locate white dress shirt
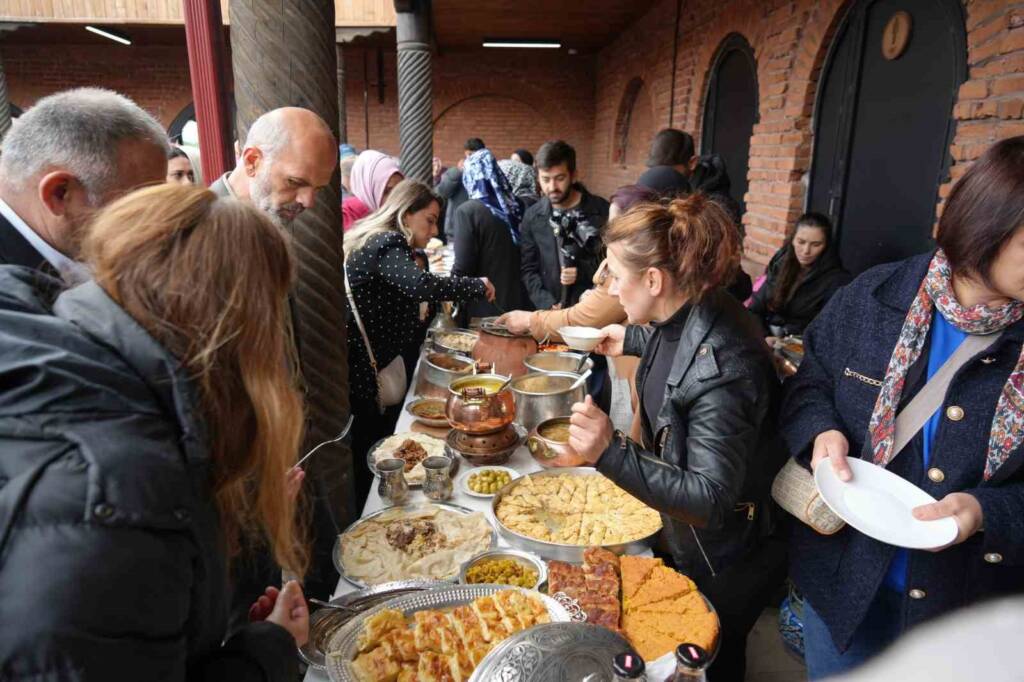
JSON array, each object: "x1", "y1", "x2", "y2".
[{"x1": 0, "y1": 197, "x2": 91, "y2": 286}]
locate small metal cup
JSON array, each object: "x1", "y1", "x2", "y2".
[
  {"x1": 421, "y1": 456, "x2": 453, "y2": 501},
  {"x1": 377, "y1": 458, "x2": 409, "y2": 506}
]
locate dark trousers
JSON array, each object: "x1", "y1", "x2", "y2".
[
  {"x1": 351, "y1": 396, "x2": 402, "y2": 511},
  {"x1": 695, "y1": 537, "x2": 789, "y2": 682}
]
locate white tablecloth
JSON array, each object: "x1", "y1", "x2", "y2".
[{"x1": 302, "y1": 359, "x2": 546, "y2": 681}]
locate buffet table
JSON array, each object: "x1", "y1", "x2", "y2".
[{"x1": 301, "y1": 360, "x2": 549, "y2": 682}]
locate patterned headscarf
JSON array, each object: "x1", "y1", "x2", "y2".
[
  {"x1": 498, "y1": 159, "x2": 538, "y2": 199},
  {"x1": 462, "y1": 149, "x2": 522, "y2": 243},
  {"x1": 869, "y1": 249, "x2": 1024, "y2": 480}
]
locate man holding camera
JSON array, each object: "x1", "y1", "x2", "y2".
[{"x1": 519, "y1": 140, "x2": 609, "y2": 310}]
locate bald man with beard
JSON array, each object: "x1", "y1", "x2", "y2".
[
  {"x1": 212, "y1": 107, "x2": 343, "y2": 634},
  {"x1": 211, "y1": 107, "x2": 338, "y2": 227}
]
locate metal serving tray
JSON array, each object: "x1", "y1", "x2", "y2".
[
  {"x1": 490, "y1": 467, "x2": 662, "y2": 562},
  {"x1": 468, "y1": 622, "x2": 635, "y2": 682},
  {"x1": 298, "y1": 580, "x2": 448, "y2": 670},
  {"x1": 332, "y1": 502, "x2": 497, "y2": 588},
  {"x1": 324, "y1": 584, "x2": 572, "y2": 682}
]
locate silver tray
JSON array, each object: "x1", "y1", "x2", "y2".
[
  {"x1": 469, "y1": 622, "x2": 635, "y2": 682},
  {"x1": 324, "y1": 584, "x2": 572, "y2": 682},
  {"x1": 491, "y1": 467, "x2": 662, "y2": 562},
  {"x1": 429, "y1": 328, "x2": 479, "y2": 355},
  {"x1": 332, "y1": 502, "x2": 497, "y2": 588},
  {"x1": 299, "y1": 580, "x2": 448, "y2": 670},
  {"x1": 365, "y1": 434, "x2": 459, "y2": 487}
]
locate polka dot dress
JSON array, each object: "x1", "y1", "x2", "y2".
[{"x1": 346, "y1": 231, "x2": 486, "y2": 401}]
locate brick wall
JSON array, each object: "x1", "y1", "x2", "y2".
[
  {"x1": 2, "y1": 44, "x2": 195, "y2": 128},
  {"x1": 6, "y1": 0, "x2": 1024, "y2": 273},
  {"x1": 342, "y1": 46, "x2": 595, "y2": 179},
  {"x1": 590, "y1": 0, "x2": 1024, "y2": 272}
]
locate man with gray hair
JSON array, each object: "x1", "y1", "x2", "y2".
[
  {"x1": 210, "y1": 107, "x2": 337, "y2": 228},
  {"x1": 0, "y1": 87, "x2": 169, "y2": 284}
]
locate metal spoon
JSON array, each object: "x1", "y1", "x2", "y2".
[
  {"x1": 574, "y1": 351, "x2": 591, "y2": 373},
  {"x1": 570, "y1": 369, "x2": 593, "y2": 390}
]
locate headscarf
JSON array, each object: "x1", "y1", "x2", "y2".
[
  {"x1": 351, "y1": 150, "x2": 403, "y2": 212},
  {"x1": 869, "y1": 249, "x2": 1024, "y2": 480},
  {"x1": 462, "y1": 149, "x2": 522, "y2": 243},
  {"x1": 498, "y1": 159, "x2": 538, "y2": 199}
]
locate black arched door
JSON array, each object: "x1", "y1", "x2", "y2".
[
  {"x1": 701, "y1": 34, "x2": 758, "y2": 216},
  {"x1": 808, "y1": 0, "x2": 966, "y2": 274}
]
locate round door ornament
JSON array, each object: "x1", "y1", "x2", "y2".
[{"x1": 882, "y1": 10, "x2": 913, "y2": 61}]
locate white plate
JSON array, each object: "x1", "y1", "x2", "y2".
[
  {"x1": 457, "y1": 466, "x2": 519, "y2": 498},
  {"x1": 558, "y1": 326, "x2": 604, "y2": 352},
  {"x1": 814, "y1": 458, "x2": 958, "y2": 549}
]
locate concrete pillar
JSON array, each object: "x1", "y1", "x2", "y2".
[{"x1": 395, "y1": 0, "x2": 433, "y2": 182}]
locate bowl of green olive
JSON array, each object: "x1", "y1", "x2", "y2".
[
  {"x1": 457, "y1": 466, "x2": 517, "y2": 498},
  {"x1": 458, "y1": 549, "x2": 547, "y2": 590}
]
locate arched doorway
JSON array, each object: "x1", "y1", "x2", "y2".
[
  {"x1": 701, "y1": 34, "x2": 758, "y2": 216},
  {"x1": 808, "y1": 0, "x2": 966, "y2": 274}
]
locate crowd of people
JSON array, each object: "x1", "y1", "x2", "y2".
[{"x1": 0, "y1": 84, "x2": 1023, "y2": 682}]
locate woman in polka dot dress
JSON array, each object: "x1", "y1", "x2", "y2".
[{"x1": 344, "y1": 179, "x2": 495, "y2": 503}]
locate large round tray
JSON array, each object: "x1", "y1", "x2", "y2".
[
  {"x1": 365, "y1": 433, "x2": 459, "y2": 487},
  {"x1": 325, "y1": 584, "x2": 572, "y2": 682},
  {"x1": 469, "y1": 622, "x2": 636, "y2": 682},
  {"x1": 332, "y1": 502, "x2": 497, "y2": 588},
  {"x1": 491, "y1": 467, "x2": 662, "y2": 562},
  {"x1": 299, "y1": 580, "x2": 448, "y2": 670}
]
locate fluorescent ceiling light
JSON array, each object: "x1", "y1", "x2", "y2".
[
  {"x1": 482, "y1": 40, "x2": 561, "y2": 49},
  {"x1": 85, "y1": 25, "x2": 131, "y2": 45}
]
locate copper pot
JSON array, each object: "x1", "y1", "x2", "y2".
[
  {"x1": 445, "y1": 373, "x2": 516, "y2": 434},
  {"x1": 526, "y1": 416, "x2": 590, "y2": 468},
  {"x1": 472, "y1": 327, "x2": 538, "y2": 378}
]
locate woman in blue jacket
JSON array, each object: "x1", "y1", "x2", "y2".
[{"x1": 780, "y1": 135, "x2": 1024, "y2": 679}]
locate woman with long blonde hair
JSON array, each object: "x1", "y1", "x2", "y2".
[
  {"x1": 0, "y1": 183, "x2": 309, "y2": 680},
  {"x1": 344, "y1": 179, "x2": 494, "y2": 503}
]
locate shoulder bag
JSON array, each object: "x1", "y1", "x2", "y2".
[{"x1": 344, "y1": 265, "x2": 408, "y2": 413}]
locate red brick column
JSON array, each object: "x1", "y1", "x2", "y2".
[{"x1": 183, "y1": 0, "x2": 233, "y2": 185}]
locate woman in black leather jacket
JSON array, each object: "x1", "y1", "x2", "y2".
[{"x1": 570, "y1": 194, "x2": 786, "y2": 681}]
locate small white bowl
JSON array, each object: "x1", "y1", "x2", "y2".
[{"x1": 557, "y1": 326, "x2": 605, "y2": 352}]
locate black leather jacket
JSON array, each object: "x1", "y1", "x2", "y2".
[{"x1": 596, "y1": 289, "x2": 785, "y2": 580}]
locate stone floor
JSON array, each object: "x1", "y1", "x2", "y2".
[{"x1": 746, "y1": 608, "x2": 807, "y2": 682}]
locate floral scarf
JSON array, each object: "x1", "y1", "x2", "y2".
[
  {"x1": 462, "y1": 149, "x2": 523, "y2": 244},
  {"x1": 869, "y1": 249, "x2": 1024, "y2": 479},
  {"x1": 498, "y1": 158, "x2": 538, "y2": 199}
]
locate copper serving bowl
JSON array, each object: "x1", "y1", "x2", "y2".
[
  {"x1": 445, "y1": 374, "x2": 516, "y2": 434},
  {"x1": 526, "y1": 416, "x2": 590, "y2": 468}
]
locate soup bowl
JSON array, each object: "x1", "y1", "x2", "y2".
[{"x1": 525, "y1": 416, "x2": 590, "y2": 468}]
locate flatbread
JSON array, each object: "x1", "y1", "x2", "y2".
[
  {"x1": 374, "y1": 432, "x2": 447, "y2": 484},
  {"x1": 340, "y1": 506, "x2": 492, "y2": 585}
]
